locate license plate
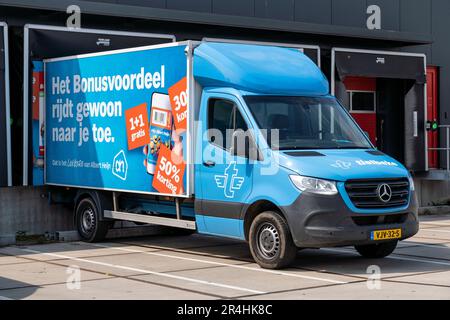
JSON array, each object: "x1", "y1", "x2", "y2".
[{"x1": 370, "y1": 228, "x2": 402, "y2": 241}]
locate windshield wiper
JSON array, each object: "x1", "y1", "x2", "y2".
[
  {"x1": 278, "y1": 146, "x2": 370, "y2": 150},
  {"x1": 277, "y1": 146, "x2": 314, "y2": 150},
  {"x1": 334, "y1": 146, "x2": 370, "y2": 149}
]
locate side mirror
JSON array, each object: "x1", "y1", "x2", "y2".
[{"x1": 231, "y1": 130, "x2": 260, "y2": 160}]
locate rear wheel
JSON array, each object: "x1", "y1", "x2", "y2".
[
  {"x1": 75, "y1": 197, "x2": 111, "y2": 242},
  {"x1": 249, "y1": 211, "x2": 297, "y2": 269},
  {"x1": 355, "y1": 240, "x2": 398, "y2": 258}
]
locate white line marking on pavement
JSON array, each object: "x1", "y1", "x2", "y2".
[
  {"x1": 420, "y1": 220, "x2": 450, "y2": 224},
  {"x1": 420, "y1": 229, "x2": 450, "y2": 234},
  {"x1": 399, "y1": 243, "x2": 450, "y2": 250},
  {"x1": 322, "y1": 248, "x2": 450, "y2": 267},
  {"x1": 419, "y1": 223, "x2": 450, "y2": 227},
  {"x1": 88, "y1": 243, "x2": 347, "y2": 284},
  {"x1": 0, "y1": 296, "x2": 13, "y2": 300},
  {"x1": 19, "y1": 248, "x2": 264, "y2": 295}
]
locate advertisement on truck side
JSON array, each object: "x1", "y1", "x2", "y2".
[{"x1": 45, "y1": 43, "x2": 190, "y2": 196}]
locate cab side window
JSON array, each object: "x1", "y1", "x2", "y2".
[{"x1": 208, "y1": 99, "x2": 248, "y2": 150}]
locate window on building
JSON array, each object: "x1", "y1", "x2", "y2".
[{"x1": 349, "y1": 91, "x2": 376, "y2": 112}]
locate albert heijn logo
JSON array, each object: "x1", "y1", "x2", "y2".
[
  {"x1": 214, "y1": 162, "x2": 245, "y2": 199},
  {"x1": 112, "y1": 150, "x2": 128, "y2": 181}
]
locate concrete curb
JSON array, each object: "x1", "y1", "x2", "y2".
[
  {"x1": 55, "y1": 230, "x2": 81, "y2": 242},
  {"x1": 55, "y1": 225, "x2": 168, "y2": 242},
  {"x1": 0, "y1": 235, "x2": 16, "y2": 246},
  {"x1": 419, "y1": 206, "x2": 450, "y2": 216}
]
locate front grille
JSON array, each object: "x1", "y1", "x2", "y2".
[{"x1": 345, "y1": 178, "x2": 410, "y2": 209}]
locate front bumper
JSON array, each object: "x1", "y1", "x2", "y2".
[{"x1": 280, "y1": 190, "x2": 419, "y2": 248}]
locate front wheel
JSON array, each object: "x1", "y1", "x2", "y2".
[
  {"x1": 355, "y1": 240, "x2": 398, "y2": 258},
  {"x1": 75, "y1": 197, "x2": 111, "y2": 242},
  {"x1": 249, "y1": 211, "x2": 297, "y2": 269}
]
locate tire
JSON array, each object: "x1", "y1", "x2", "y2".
[
  {"x1": 249, "y1": 211, "x2": 297, "y2": 269},
  {"x1": 355, "y1": 240, "x2": 398, "y2": 258},
  {"x1": 75, "y1": 197, "x2": 110, "y2": 242}
]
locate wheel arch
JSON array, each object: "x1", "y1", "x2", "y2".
[
  {"x1": 242, "y1": 199, "x2": 286, "y2": 241},
  {"x1": 74, "y1": 189, "x2": 113, "y2": 223}
]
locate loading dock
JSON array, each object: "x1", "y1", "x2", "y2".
[
  {"x1": 331, "y1": 48, "x2": 427, "y2": 172},
  {"x1": 0, "y1": 21, "x2": 11, "y2": 187}
]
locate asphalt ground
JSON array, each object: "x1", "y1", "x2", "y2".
[{"x1": 1, "y1": 215, "x2": 450, "y2": 300}]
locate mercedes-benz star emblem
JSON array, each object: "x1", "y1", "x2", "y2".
[{"x1": 377, "y1": 183, "x2": 392, "y2": 203}]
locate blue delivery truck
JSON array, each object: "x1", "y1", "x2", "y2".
[{"x1": 43, "y1": 41, "x2": 419, "y2": 269}]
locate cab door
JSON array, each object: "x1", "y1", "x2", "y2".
[{"x1": 196, "y1": 92, "x2": 253, "y2": 239}]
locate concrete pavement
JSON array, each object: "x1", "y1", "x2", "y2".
[{"x1": 0, "y1": 215, "x2": 450, "y2": 299}]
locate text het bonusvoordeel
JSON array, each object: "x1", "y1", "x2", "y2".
[{"x1": 49, "y1": 66, "x2": 165, "y2": 146}]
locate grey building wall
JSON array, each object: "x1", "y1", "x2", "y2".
[
  {"x1": 0, "y1": 0, "x2": 448, "y2": 169},
  {"x1": 79, "y1": 0, "x2": 431, "y2": 34},
  {"x1": 0, "y1": 187, "x2": 73, "y2": 239}
]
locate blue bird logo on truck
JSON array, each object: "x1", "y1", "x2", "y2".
[{"x1": 215, "y1": 162, "x2": 245, "y2": 198}]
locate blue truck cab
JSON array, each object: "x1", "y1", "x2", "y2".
[
  {"x1": 192, "y1": 42, "x2": 418, "y2": 268},
  {"x1": 44, "y1": 41, "x2": 419, "y2": 269}
]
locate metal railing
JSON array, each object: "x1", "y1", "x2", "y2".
[{"x1": 428, "y1": 125, "x2": 450, "y2": 172}]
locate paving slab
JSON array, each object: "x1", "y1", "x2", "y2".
[
  {"x1": 0, "y1": 277, "x2": 214, "y2": 300},
  {"x1": 289, "y1": 248, "x2": 450, "y2": 279},
  {"x1": 395, "y1": 243, "x2": 450, "y2": 261},
  {"x1": 0, "y1": 242, "x2": 163, "y2": 264},
  {"x1": 0, "y1": 215, "x2": 449, "y2": 300},
  {"x1": 399, "y1": 237, "x2": 450, "y2": 246},
  {"x1": 419, "y1": 215, "x2": 450, "y2": 223},
  {"x1": 95, "y1": 243, "x2": 252, "y2": 267},
  {"x1": 415, "y1": 228, "x2": 450, "y2": 241},
  {"x1": 79, "y1": 251, "x2": 236, "y2": 274},
  {"x1": 240, "y1": 280, "x2": 450, "y2": 300},
  {"x1": 418, "y1": 223, "x2": 444, "y2": 229},
  {"x1": 386, "y1": 270, "x2": 450, "y2": 287},
  {"x1": 118, "y1": 234, "x2": 242, "y2": 250},
  {"x1": 0, "y1": 253, "x2": 34, "y2": 266},
  {"x1": 116, "y1": 241, "x2": 253, "y2": 261},
  {"x1": 0, "y1": 261, "x2": 111, "y2": 290},
  {"x1": 160, "y1": 243, "x2": 253, "y2": 260},
  {"x1": 129, "y1": 272, "x2": 259, "y2": 299},
  {"x1": 160, "y1": 263, "x2": 358, "y2": 295},
  {"x1": 12, "y1": 246, "x2": 247, "y2": 278}
]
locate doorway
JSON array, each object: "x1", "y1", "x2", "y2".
[{"x1": 332, "y1": 48, "x2": 427, "y2": 171}]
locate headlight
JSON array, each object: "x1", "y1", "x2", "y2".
[
  {"x1": 289, "y1": 175, "x2": 338, "y2": 195},
  {"x1": 408, "y1": 174, "x2": 415, "y2": 191}
]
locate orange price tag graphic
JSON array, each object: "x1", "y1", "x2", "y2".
[
  {"x1": 125, "y1": 103, "x2": 150, "y2": 150},
  {"x1": 152, "y1": 144, "x2": 186, "y2": 195},
  {"x1": 168, "y1": 77, "x2": 188, "y2": 132}
]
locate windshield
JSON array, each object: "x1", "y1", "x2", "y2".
[{"x1": 244, "y1": 96, "x2": 372, "y2": 150}]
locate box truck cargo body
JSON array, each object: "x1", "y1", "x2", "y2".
[{"x1": 44, "y1": 41, "x2": 419, "y2": 269}]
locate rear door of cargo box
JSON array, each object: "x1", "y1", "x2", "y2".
[{"x1": 44, "y1": 42, "x2": 192, "y2": 197}]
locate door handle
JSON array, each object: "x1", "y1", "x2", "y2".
[{"x1": 203, "y1": 160, "x2": 216, "y2": 167}]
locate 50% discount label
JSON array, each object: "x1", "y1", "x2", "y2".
[{"x1": 152, "y1": 144, "x2": 186, "y2": 195}]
